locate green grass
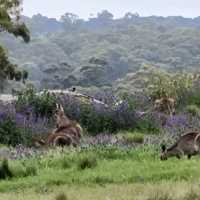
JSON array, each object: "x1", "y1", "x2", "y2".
[
  {"x1": 1, "y1": 182, "x2": 200, "y2": 200},
  {"x1": 0, "y1": 146, "x2": 200, "y2": 194},
  {"x1": 117, "y1": 131, "x2": 145, "y2": 144}
]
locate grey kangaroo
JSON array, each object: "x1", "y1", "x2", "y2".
[{"x1": 160, "y1": 132, "x2": 200, "y2": 160}]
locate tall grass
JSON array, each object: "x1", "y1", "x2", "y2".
[{"x1": 0, "y1": 147, "x2": 200, "y2": 193}]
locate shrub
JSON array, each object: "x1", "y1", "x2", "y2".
[
  {"x1": 78, "y1": 156, "x2": 97, "y2": 170},
  {"x1": 0, "y1": 102, "x2": 50, "y2": 146},
  {"x1": 16, "y1": 84, "x2": 56, "y2": 119},
  {"x1": 58, "y1": 93, "x2": 138, "y2": 134},
  {"x1": 79, "y1": 104, "x2": 117, "y2": 134},
  {"x1": 135, "y1": 117, "x2": 160, "y2": 134},
  {"x1": 185, "y1": 87, "x2": 200, "y2": 107},
  {"x1": 146, "y1": 66, "x2": 194, "y2": 104},
  {"x1": 0, "y1": 159, "x2": 13, "y2": 180},
  {"x1": 24, "y1": 165, "x2": 37, "y2": 177},
  {"x1": 61, "y1": 158, "x2": 71, "y2": 169},
  {"x1": 0, "y1": 117, "x2": 30, "y2": 146},
  {"x1": 186, "y1": 105, "x2": 200, "y2": 117}
]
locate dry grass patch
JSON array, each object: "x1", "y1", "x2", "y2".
[{"x1": 0, "y1": 182, "x2": 200, "y2": 200}]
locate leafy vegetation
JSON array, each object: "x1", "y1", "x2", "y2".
[
  {"x1": 2, "y1": 9, "x2": 200, "y2": 200},
  {"x1": 2, "y1": 12, "x2": 200, "y2": 92},
  {"x1": 186, "y1": 105, "x2": 200, "y2": 117},
  {"x1": 145, "y1": 66, "x2": 195, "y2": 101},
  {"x1": 0, "y1": 116, "x2": 30, "y2": 146},
  {"x1": 16, "y1": 84, "x2": 57, "y2": 118},
  {"x1": 0, "y1": 147, "x2": 200, "y2": 195},
  {"x1": 0, "y1": 0, "x2": 30, "y2": 92}
]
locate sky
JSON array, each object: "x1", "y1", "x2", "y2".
[{"x1": 23, "y1": 0, "x2": 200, "y2": 20}]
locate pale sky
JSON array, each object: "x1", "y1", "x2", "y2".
[{"x1": 23, "y1": 0, "x2": 200, "y2": 20}]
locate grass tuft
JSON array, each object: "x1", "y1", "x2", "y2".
[
  {"x1": 78, "y1": 156, "x2": 97, "y2": 170},
  {"x1": 0, "y1": 159, "x2": 13, "y2": 180},
  {"x1": 55, "y1": 192, "x2": 68, "y2": 200},
  {"x1": 183, "y1": 189, "x2": 200, "y2": 200},
  {"x1": 146, "y1": 191, "x2": 174, "y2": 200},
  {"x1": 24, "y1": 165, "x2": 37, "y2": 177}
]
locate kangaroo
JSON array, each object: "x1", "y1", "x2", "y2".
[
  {"x1": 33, "y1": 133, "x2": 77, "y2": 148},
  {"x1": 34, "y1": 104, "x2": 83, "y2": 148},
  {"x1": 154, "y1": 97, "x2": 176, "y2": 116},
  {"x1": 160, "y1": 132, "x2": 200, "y2": 160},
  {"x1": 54, "y1": 104, "x2": 83, "y2": 140},
  {"x1": 46, "y1": 132, "x2": 78, "y2": 147}
]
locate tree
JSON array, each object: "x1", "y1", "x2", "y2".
[
  {"x1": 124, "y1": 12, "x2": 139, "y2": 20},
  {"x1": 60, "y1": 12, "x2": 83, "y2": 31},
  {"x1": 60, "y1": 13, "x2": 79, "y2": 25},
  {"x1": 0, "y1": 0, "x2": 30, "y2": 91},
  {"x1": 97, "y1": 10, "x2": 113, "y2": 20}
]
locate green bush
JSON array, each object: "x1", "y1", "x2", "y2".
[
  {"x1": 0, "y1": 159, "x2": 13, "y2": 180},
  {"x1": 24, "y1": 165, "x2": 37, "y2": 177},
  {"x1": 16, "y1": 85, "x2": 56, "y2": 118},
  {"x1": 146, "y1": 66, "x2": 194, "y2": 105},
  {"x1": 185, "y1": 90, "x2": 200, "y2": 107},
  {"x1": 61, "y1": 158, "x2": 71, "y2": 169},
  {"x1": 0, "y1": 118, "x2": 29, "y2": 146},
  {"x1": 79, "y1": 104, "x2": 117, "y2": 134},
  {"x1": 186, "y1": 105, "x2": 200, "y2": 117},
  {"x1": 135, "y1": 118, "x2": 160, "y2": 134},
  {"x1": 78, "y1": 156, "x2": 97, "y2": 170}
]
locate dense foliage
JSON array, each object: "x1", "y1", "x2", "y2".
[
  {"x1": 16, "y1": 85, "x2": 56, "y2": 118},
  {"x1": 2, "y1": 12, "x2": 200, "y2": 91},
  {"x1": 0, "y1": 0, "x2": 30, "y2": 91}
]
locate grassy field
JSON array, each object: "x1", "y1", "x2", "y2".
[
  {"x1": 2, "y1": 182, "x2": 200, "y2": 200},
  {"x1": 1, "y1": 146, "x2": 200, "y2": 199}
]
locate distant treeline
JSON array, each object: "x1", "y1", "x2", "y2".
[{"x1": 1, "y1": 11, "x2": 200, "y2": 92}]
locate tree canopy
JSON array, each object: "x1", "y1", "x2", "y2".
[
  {"x1": 2, "y1": 11, "x2": 200, "y2": 92},
  {"x1": 0, "y1": 0, "x2": 30, "y2": 91}
]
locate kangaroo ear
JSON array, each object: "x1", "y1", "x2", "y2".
[
  {"x1": 56, "y1": 103, "x2": 59, "y2": 109},
  {"x1": 59, "y1": 104, "x2": 64, "y2": 112},
  {"x1": 161, "y1": 144, "x2": 166, "y2": 152}
]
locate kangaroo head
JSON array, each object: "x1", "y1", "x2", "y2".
[
  {"x1": 55, "y1": 104, "x2": 65, "y2": 118},
  {"x1": 55, "y1": 104, "x2": 66, "y2": 122},
  {"x1": 160, "y1": 144, "x2": 168, "y2": 160},
  {"x1": 54, "y1": 103, "x2": 71, "y2": 128}
]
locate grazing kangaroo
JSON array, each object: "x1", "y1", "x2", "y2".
[
  {"x1": 34, "y1": 104, "x2": 83, "y2": 148},
  {"x1": 160, "y1": 132, "x2": 200, "y2": 160}
]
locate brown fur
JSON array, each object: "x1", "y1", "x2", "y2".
[
  {"x1": 46, "y1": 132, "x2": 77, "y2": 147},
  {"x1": 34, "y1": 104, "x2": 83, "y2": 148},
  {"x1": 160, "y1": 132, "x2": 200, "y2": 160},
  {"x1": 154, "y1": 97, "x2": 175, "y2": 116}
]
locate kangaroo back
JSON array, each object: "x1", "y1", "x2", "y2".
[
  {"x1": 161, "y1": 132, "x2": 200, "y2": 160},
  {"x1": 34, "y1": 104, "x2": 83, "y2": 148}
]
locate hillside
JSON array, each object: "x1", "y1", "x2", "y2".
[{"x1": 1, "y1": 11, "x2": 200, "y2": 92}]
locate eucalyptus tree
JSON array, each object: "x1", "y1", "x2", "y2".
[{"x1": 0, "y1": 0, "x2": 30, "y2": 91}]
